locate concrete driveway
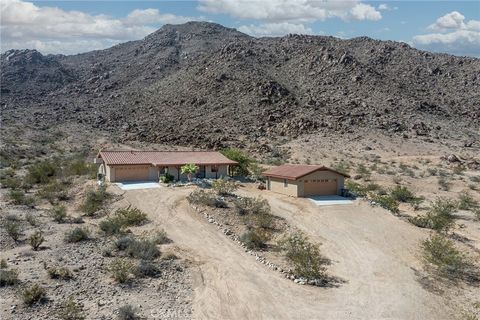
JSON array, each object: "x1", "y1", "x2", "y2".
[
  {"x1": 308, "y1": 195, "x2": 353, "y2": 206},
  {"x1": 114, "y1": 181, "x2": 160, "y2": 190}
]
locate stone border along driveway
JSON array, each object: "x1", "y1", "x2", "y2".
[{"x1": 190, "y1": 204, "x2": 328, "y2": 287}]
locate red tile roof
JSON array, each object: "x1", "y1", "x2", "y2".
[
  {"x1": 98, "y1": 150, "x2": 237, "y2": 166},
  {"x1": 262, "y1": 164, "x2": 350, "y2": 180}
]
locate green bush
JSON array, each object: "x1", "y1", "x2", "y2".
[
  {"x1": 0, "y1": 269, "x2": 19, "y2": 287},
  {"x1": 247, "y1": 162, "x2": 266, "y2": 182},
  {"x1": 25, "y1": 160, "x2": 57, "y2": 184},
  {"x1": 115, "y1": 236, "x2": 135, "y2": 251},
  {"x1": 29, "y1": 230, "x2": 44, "y2": 251},
  {"x1": 409, "y1": 198, "x2": 457, "y2": 232},
  {"x1": 422, "y1": 234, "x2": 472, "y2": 279},
  {"x1": 356, "y1": 164, "x2": 371, "y2": 180},
  {"x1": 126, "y1": 239, "x2": 160, "y2": 260},
  {"x1": 458, "y1": 192, "x2": 479, "y2": 211},
  {"x1": 49, "y1": 205, "x2": 68, "y2": 223},
  {"x1": 58, "y1": 297, "x2": 85, "y2": 320},
  {"x1": 109, "y1": 258, "x2": 134, "y2": 283},
  {"x1": 0, "y1": 259, "x2": 7, "y2": 269},
  {"x1": 212, "y1": 178, "x2": 238, "y2": 195},
  {"x1": 80, "y1": 185, "x2": 111, "y2": 216},
  {"x1": 438, "y1": 177, "x2": 451, "y2": 191},
  {"x1": 234, "y1": 196, "x2": 270, "y2": 216},
  {"x1": 221, "y1": 148, "x2": 252, "y2": 176},
  {"x1": 64, "y1": 227, "x2": 90, "y2": 243},
  {"x1": 22, "y1": 283, "x2": 46, "y2": 306},
  {"x1": 390, "y1": 186, "x2": 420, "y2": 203},
  {"x1": 345, "y1": 180, "x2": 368, "y2": 197},
  {"x1": 240, "y1": 229, "x2": 269, "y2": 250},
  {"x1": 64, "y1": 157, "x2": 97, "y2": 179},
  {"x1": 114, "y1": 206, "x2": 148, "y2": 226},
  {"x1": 8, "y1": 189, "x2": 36, "y2": 207},
  {"x1": 333, "y1": 161, "x2": 350, "y2": 175},
  {"x1": 99, "y1": 218, "x2": 124, "y2": 236},
  {"x1": 187, "y1": 190, "x2": 227, "y2": 208},
  {"x1": 371, "y1": 194, "x2": 400, "y2": 214},
  {"x1": 152, "y1": 229, "x2": 170, "y2": 244},
  {"x1": 118, "y1": 305, "x2": 140, "y2": 320},
  {"x1": 25, "y1": 213, "x2": 38, "y2": 226},
  {"x1": 45, "y1": 264, "x2": 73, "y2": 280},
  {"x1": 278, "y1": 233, "x2": 327, "y2": 280},
  {"x1": 0, "y1": 176, "x2": 22, "y2": 189},
  {"x1": 4, "y1": 220, "x2": 22, "y2": 242},
  {"x1": 159, "y1": 172, "x2": 174, "y2": 183},
  {"x1": 36, "y1": 179, "x2": 70, "y2": 204},
  {"x1": 134, "y1": 260, "x2": 161, "y2": 278}
]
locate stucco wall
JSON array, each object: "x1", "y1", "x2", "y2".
[
  {"x1": 267, "y1": 177, "x2": 299, "y2": 197},
  {"x1": 106, "y1": 165, "x2": 115, "y2": 182},
  {"x1": 296, "y1": 170, "x2": 345, "y2": 196},
  {"x1": 205, "y1": 165, "x2": 228, "y2": 179}
]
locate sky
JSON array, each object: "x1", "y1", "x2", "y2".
[{"x1": 1, "y1": 0, "x2": 479, "y2": 57}]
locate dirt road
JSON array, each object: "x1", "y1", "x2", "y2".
[{"x1": 123, "y1": 186, "x2": 454, "y2": 320}]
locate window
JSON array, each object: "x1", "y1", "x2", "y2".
[
  {"x1": 284, "y1": 179, "x2": 288, "y2": 187},
  {"x1": 211, "y1": 165, "x2": 218, "y2": 173}
]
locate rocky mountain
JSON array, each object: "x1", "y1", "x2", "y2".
[{"x1": 1, "y1": 21, "x2": 479, "y2": 152}]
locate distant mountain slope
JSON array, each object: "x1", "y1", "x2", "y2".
[{"x1": 1, "y1": 21, "x2": 479, "y2": 151}]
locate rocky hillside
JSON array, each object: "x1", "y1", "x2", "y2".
[{"x1": 1, "y1": 21, "x2": 479, "y2": 153}]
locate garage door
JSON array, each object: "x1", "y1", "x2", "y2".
[
  {"x1": 303, "y1": 179, "x2": 338, "y2": 196},
  {"x1": 114, "y1": 166, "x2": 150, "y2": 182}
]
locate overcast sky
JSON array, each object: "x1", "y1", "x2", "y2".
[{"x1": 1, "y1": 0, "x2": 479, "y2": 57}]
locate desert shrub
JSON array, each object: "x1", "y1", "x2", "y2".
[
  {"x1": 409, "y1": 198, "x2": 457, "y2": 232},
  {"x1": 0, "y1": 269, "x2": 19, "y2": 287},
  {"x1": 0, "y1": 259, "x2": 7, "y2": 268},
  {"x1": 8, "y1": 189, "x2": 36, "y2": 207},
  {"x1": 80, "y1": 185, "x2": 111, "y2": 216},
  {"x1": 109, "y1": 258, "x2": 134, "y2": 283},
  {"x1": 64, "y1": 157, "x2": 97, "y2": 179},
  {"x1": 117, "y1": 305, "x2": 140, "y2": 320},
  {"x1": 64, "y1": 227, "x2": 90, "y2": 243},
  {"x1": 390, "y1": 186, "x2": 415, "y2": 202},
  {"x1": 453, "y1": 165, "x2": 466, "y2": 175},
  {"x1": 159, "y1": 172, "x2": 174, "y2": 183},
  {"x1": 438, "y1": 177, "x2": 451, "y2": 191},
  {"x1": 36, "y1": 179, "x2": 70, "y2": 204},
  {"x1": 58, "y1": 297, "x2": 85, "y2": 320},
  {"x1": 333, "y1": 161, "x2": 350, "y2": 175},
  {"x1": 221, "y1": 148, "x2": 252, "y2": 176},
  {"x1": 114, "y1": 206, "x2": 148, "y2": 226},
  {"x1": 234, "y1": 196, "x2": 270, "y2": 216},
  {"x1": 248, "y1": 162, "x2": 266, "y2": 182},
  {"x1": 212, "y1": 178, "x2": 238, "y2": 195},
  {"x1": 134, "y1": 260, "x2": 161, "y2": 278},
  {"x1": 278, "y1": 233, "x2": 327, "y2": 280},
  {"x1": 422, "y1": 234, "x2": 473, "y2": 279},
  {"x1": 371, "y1": 194, "x2": 400, "y2": 214},
  {"x1": 152, "y1": 229, "x2": 170, "y2": 244},
  {"x1": 49, "y1": 205, "x2": 68, "y2": 223},
  {"x1": 99, "y1": 218, "x2": 124, "y2": 236},
  {"x1": 345, "y1": 180, "x2": 367, "y2": 197},
  {"x1": 4, "y1": 220, "x2": 22, "y2": 242},
  {"x1": 0, "y1": 175, "x2": 22, "y2": 189},
  {"x1": 126, "y1": 239, "x2": 160, "y2": 260},
  {"x1": 458, "y1": 192, "x2": 478, "y2": 211},
  {"x1": 45, "y1": 264, "x2": 73, "y2": 280},
  {"x1": 25, "y1": 212, "x2": 38, "y2": 226},
  {"x1": 240, "y1": 229, "x2": 269, "y2": 250},
  {"x1": 470, "y1": 176, "x2": 480, "y2": 183},
  {"x1": 115, "y1": 236, "x2": 135, "y2": 251},
  {"x1": 187, "y1": 190, "x2": 227, "y2": 208},
  {"x1": 25, "y1": 160, "x2": 57, "y2": 184},
  {"x1": 22, "y1": 283, "x2": 46, "y2": 306},
  {"x1": 356, "y1": 164, "x2": 371, "y2": 180},
  {"x1": 29, "y1": 230, "x2": 44, "y2": 251}
]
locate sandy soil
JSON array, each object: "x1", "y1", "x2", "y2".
[{"x1": 122, "y1": 184, "x2": 457, "y2": 320}]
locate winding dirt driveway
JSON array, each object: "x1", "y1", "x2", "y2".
[{"x1": 122, "y1": 185, "x2": 454, "y2": 320}]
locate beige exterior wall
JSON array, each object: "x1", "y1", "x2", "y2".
[
  {"x1": 267, "y1": 177, "x2": 299, "y2": 197},
  {"x1": 266, "y1": 170, "x2": 345, "y2": 197},
  {"x1": 296, "y1": 170, "x2": 345, "y2": 196},
  {"x1": 102, "y1": 164, "x2": 232, "y2": 182}
]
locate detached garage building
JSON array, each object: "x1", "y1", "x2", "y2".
[
  {"x1": 263, "y1": 165, "x2": 350, "y2": 197},
  {"x1": 95, "y1": 150, "x2": 237, "y2": 182}
]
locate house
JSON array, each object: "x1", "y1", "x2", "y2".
[
  {"x1": 262, "y1": 164, "x2": 350, "y2": 197},
  {"x1": 95, "y1": 150, "x2": 237, "y2": 182}
]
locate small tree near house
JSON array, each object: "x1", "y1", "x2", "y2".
[{"x1": 181, "y1": 163, "x2": 198, "y2": 182}]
